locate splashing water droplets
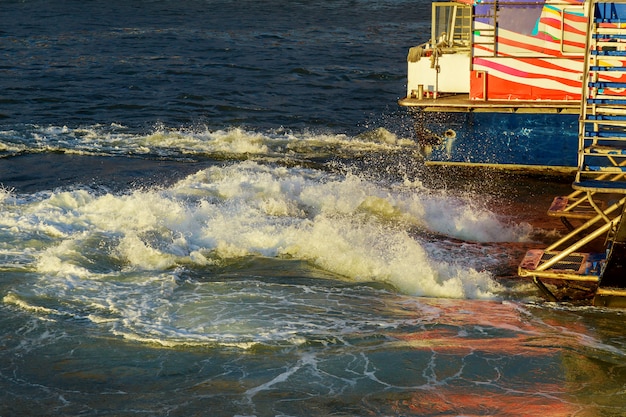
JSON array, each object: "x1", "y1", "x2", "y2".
[{"x1": 0, "y1": 159, "x2": 539, "y2": 345}]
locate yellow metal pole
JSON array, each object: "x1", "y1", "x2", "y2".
[
  {"x1": 537, "y1": 215, "x2": 621, "y2": 272},
  {"x1": 545, "y1": 195, "x2": 626, "y2": 252}
]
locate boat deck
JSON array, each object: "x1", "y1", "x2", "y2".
[{"x1": 399, "y1": 94, "x2": 579, "y2": 114}]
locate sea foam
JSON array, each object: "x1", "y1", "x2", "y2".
[
  {"x1": 5, "y1": 161, "x2": 531, "y2": 299},
  {"x1": 0, "y1": 158, "x2": 545, "y2": 346}
]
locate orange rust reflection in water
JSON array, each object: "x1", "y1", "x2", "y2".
[
  {"x1": 394, "y1": 390, "x2": 578, "y2": 417},
  {"x1": 387, "y1": 299, "x2": 590, "y2": 417}
]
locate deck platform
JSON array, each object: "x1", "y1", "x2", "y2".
[
  {"x1": 518, "y1": 249, "x2": 604, "y2": 283},
  {"x1": 547, "y1": 195, "x2": 606, "y2": 221},
  {"x1": 398, "y1": 94, "x2": 579, "y2": 114}
]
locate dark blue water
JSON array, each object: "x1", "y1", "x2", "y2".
[
  {"x1": 1, "y1": 1, "x2": 626, "y2": 416},
  {"x1": 1, "y1": 0, "x2": 423, "y2": 132}
]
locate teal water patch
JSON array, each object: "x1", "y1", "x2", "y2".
[{"x1": 2, "y1": 297, "x2": 626, "y2": 416}]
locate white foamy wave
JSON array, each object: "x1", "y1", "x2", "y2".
[
  {"x1": 420, "y1": 194, "x2": 533, "y2": 242},
  {"x1": 9, "y1": 162, "x2": 526, "y2": 294},
  {"x1": 0, "y1": 185, "x2": 13, "y2": 204},
  {"x1": 1, "y1": 161, "x2": 538, "y2": 345},
  {"x1": 2, "y1": 124, "x2": 418, "y2": 159}
]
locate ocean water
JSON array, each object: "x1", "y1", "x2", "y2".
[{"x1": 1, "y1": 1, "x2": 626, "y2": 416}]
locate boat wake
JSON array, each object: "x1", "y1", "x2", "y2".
[{"x1": 0, "y1": 159, "x2": 534, "y2": 346}]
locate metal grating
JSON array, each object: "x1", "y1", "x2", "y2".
[{"x1": 539, "y1": 252, "x2": 586, "y2": 271}]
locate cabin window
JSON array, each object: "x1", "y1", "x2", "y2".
[
  {"x1": 497, "y1": 3, "x2": 545, "y2": 55},
  {"x1": 483, "y1": 2, "x2": 584, "y2": 56},
  {"x1": 432, "y1": 2, "x2": 472, "y2": 48}
]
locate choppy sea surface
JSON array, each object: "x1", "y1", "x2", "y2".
[{"x1": 1, "y1": 1, "x2": 626, "y2": 416}]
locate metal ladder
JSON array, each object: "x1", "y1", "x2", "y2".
[
  {"x1": 519, "y1": 0, "x2": 626, "y2": 298},
  {"x1": 548, "y1": 0, "x2": 626, "y2": 233},
  {"x1": 575, "y1": 0, "x2": 626, "y2": 192}
]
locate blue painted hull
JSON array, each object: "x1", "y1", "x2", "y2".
[{"x1": 414, "y1": 112, "x2": 579, "y2": 167}]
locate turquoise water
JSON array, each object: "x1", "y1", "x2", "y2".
[{"x1": 3, "y1": 276, "x2": 626, "y2": 416}]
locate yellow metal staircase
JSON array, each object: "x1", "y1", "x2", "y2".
[{"x1": 519, "y1": 0, "x2": 626, "y2": 302}]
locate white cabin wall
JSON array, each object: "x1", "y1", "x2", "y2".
[{"x1": 406, "y1": 53, "x2": 471, "y2": 97}]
